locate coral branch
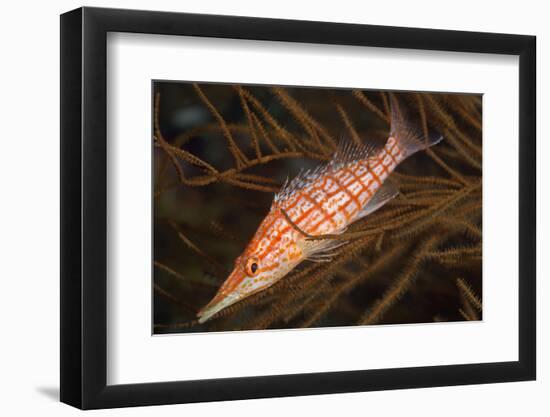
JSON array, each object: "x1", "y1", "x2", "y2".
[
  {"x1": 457, "y1": 277, "x2": 482, "y2": 312},
  {"x1": 153, "y1": 85, "x2": 483, "y2": 332},
  {"x1": 193, "y1": 83, "x2": 249, "y2": 168},
  {"x1": 358, "y1": 236, "x2": 439, "y2": 325}
]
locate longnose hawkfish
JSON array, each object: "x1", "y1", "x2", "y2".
[{"x1": 197, "y1": 99, "x2": 443, "y2": 323}]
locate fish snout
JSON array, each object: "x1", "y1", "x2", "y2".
[
  {"x1": 197, "y1": 291, "x2": 241, "y2": 324},
  {"x1": 197, "y1": 268, "x2": 246, "y2": 323}
]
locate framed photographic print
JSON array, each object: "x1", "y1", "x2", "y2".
[{"x1": 60, "y1": 6, "x2": 536, "y2": 409}]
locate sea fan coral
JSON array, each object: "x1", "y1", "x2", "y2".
[{"x1": 152, "y1": 82, "x2": 482, "y2": 333}]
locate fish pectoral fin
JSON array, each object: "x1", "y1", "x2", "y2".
[
  {"x1": 299, "y1": 235, "x2": 348, "y2": 263},
  {"x1": 356, "y1": 181, "x2": 399, "y2": 221}
]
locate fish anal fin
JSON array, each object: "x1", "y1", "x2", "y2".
[{"x1": 356, "y1": 181, "x2": 399, "y2": 221}]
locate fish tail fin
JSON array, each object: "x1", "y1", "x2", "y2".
[{"x1": 389, "y1": 94, "x2": 444, "y2": 157}]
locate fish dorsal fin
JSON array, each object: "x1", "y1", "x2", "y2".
[
  {"x1": 275, "y1": 137, "x2": 382, "y2": 204},
  {"x1": 274, "y1": 164, "x2": 327, "y2": 203},
  {"x1": 329, "y1": 135, "x2": 381, "y2": 171},
  {"x1": 355, "y1": 180, "x2": 399, "y2": 221}
]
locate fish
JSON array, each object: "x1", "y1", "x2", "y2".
[{"x1": 197, "y1": 98, "x2": 443, "y2": 323}]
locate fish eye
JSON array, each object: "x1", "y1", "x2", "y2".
[{"x1": 245, "y1": 257, "x2": 260, "y2": 276}]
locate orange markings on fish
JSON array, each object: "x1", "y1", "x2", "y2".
[{"x1": 197, "y1": 101, "x2": 444, "y2": 323}]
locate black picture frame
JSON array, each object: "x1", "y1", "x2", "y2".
[{"x1": 60, "y1": 6, "x2": 536, "y2": 410}]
